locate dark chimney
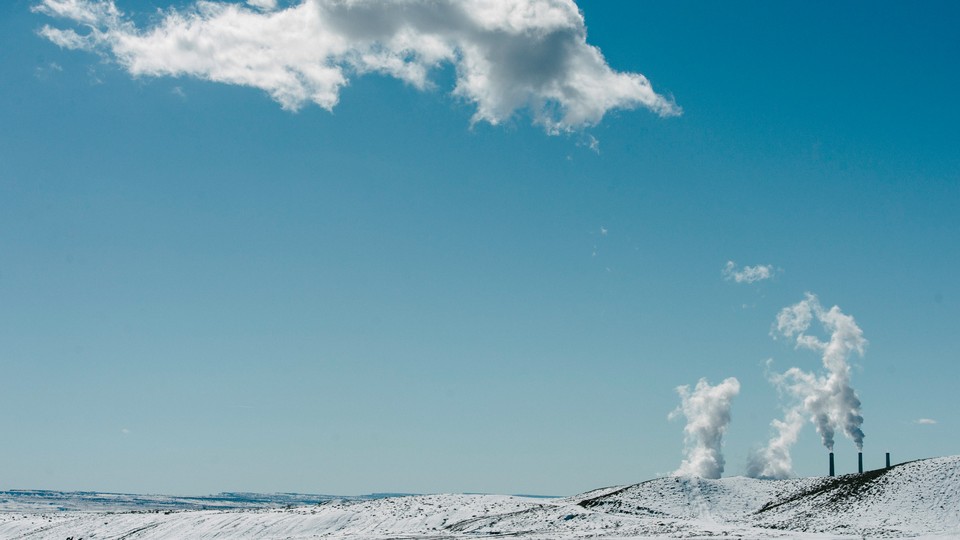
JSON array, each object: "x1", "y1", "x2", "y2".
[
  {"x1": 858, "y1": 452, "x2": 863, "y2": 474},
  {"x1": 829, "y1": 452, "x2": 835, "y2": 477},
  {"x1": 886, "y1": 452, "x2": 891, "y2": 469}
]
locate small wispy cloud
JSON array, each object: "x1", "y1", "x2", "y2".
[
  {"x1": 723, "y1": 261, "x2": 777, "y2": 284},
  {"x1": 121, "y1": 428, "x2": 132, "y2": 435},
  {"x1": 35, "y1": 0, "x2": 680, "y2": 134},
  {"x1": 914, "y1": 418, "x2": 938, "y2": 425},
  {"x1": 578, "y1": 133, "x2": 600, "y2": 153},
  {"x1": 591, "y1": 226, "x2": 608, "y2": 257},
  {"x1": 34, "y1": 61, "x2": 63, "y2": 80}
]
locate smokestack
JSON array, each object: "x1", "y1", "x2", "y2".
[
  {"x1": 829, "y1": 452, "x2": 835, "y2": 477},
  {"x1": 858, "y1": 452, "x2": 863, "y2": 474},
  {"x1": 886, "y1": 452, "x2": 891, "y2": 469}
]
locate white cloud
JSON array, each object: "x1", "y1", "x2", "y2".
[
  {"x1": 914, "y1": 418, "x2": 937, "y2": 425},
  {"x1": 723, "y1": 261, "x2": 776, "y2": 284},
  {"x1": 35, "y1": 0, "x2": 680, "y2": 133}
]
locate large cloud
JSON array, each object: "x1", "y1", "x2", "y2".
[{"x1": 36, "y1": 0, "x2": 680, "y2": 132}]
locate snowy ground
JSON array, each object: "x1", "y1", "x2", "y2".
[{"x1": 1, "y1": 455, "x2": 957, "y2": 539}]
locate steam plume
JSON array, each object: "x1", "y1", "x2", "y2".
[
  {"x1": 670, "y1": 377, "x2": 740, "y2": 479},
  {"x1": 747, "y1": 293, "x2": 867, "y2": 479},
  {"x1": 746, "y1": 408, "x2": 804, "y2": 479},
  {"x1": 774, "y1": 293, "x2": 866, "y2": 451}
]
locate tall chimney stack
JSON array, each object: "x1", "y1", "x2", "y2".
[
  {"x1": 829, "y1": 452, "x2": 835, "y2": 477},
  {"x1": 858, "y1": 452, "x2": 863, "y2": 474},
  {"x1": 886, "y1": 452, "x2": 891, "y2": 469}
]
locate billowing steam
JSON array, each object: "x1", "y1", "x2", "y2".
[
  {"x1": 746, "y1": 408, "x2": 804, "y2": 479},
  {"x1": 747, "y1": 293, "x2": 867, "y2": 478},
  {"x1": 775, "y1": 293, "x2": 866, "y2": 450},
  {"x1": 670, "y1": 377, "x2": 740, "y2": 479}
]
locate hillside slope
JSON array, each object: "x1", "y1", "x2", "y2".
[
  {"x1": 576, "y1": 455, "x2": 960, "y2": 538},
  {"x1": 1, "y1": 455, "x2": 957, "y2": 539},
  {"x1": 750, "y1": 456, "x2": 960, "y2": 536}
]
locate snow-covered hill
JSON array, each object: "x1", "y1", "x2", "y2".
[
  {"x1": 0, "y1": 490, "x2": 365, "y2": 513},
  {"x1": 1, "y1": 455, "x2": 957, "y2": 539}
]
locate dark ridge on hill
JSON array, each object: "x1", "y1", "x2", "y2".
[{"x1": 756, "y1": 465, "x2": 893, "y2": 515}]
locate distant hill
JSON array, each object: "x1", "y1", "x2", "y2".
[
  {"x1": 0, "y1": 490, "x2": 365, "y2": 513},
  {"x1": 1, "y1": 455, "x2": 957, "y2": 538}
]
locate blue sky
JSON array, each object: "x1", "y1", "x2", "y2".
[{"x1": 1, "y1": 0, "x2": 958, "y2": 496}]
